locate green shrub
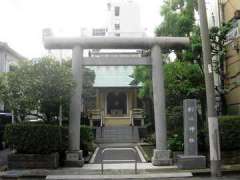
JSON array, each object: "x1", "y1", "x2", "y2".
[
  {"x1": 143, "y1": 133, "x2": 184, "y2": 152},
  {"x1": 0, "y1": 116, "x2": 12, "y2": 149},
  {"x1": 219, "y1": 116, "x2": 240, "y2": 151},
  {"x1": 168, "y1": 134, "x2": 183, "y2": 151},
  {"x1": 143, "y1": 133, "x2": 156, "y2": 145},
  {"x1": 80, "y1": 126, "x2": 95, "y2": 155},
  {"x1": 4, "y1": 122, "x2": 95, "y2": 156},
  {"x1": 4, "y1": 123, "x2": 68, "y2": 154},
  {"x1": 0, "y1": 125, "x2": 4, "y2": 149}
]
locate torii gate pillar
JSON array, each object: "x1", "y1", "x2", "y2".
[
  {"x1": 151, "y1": 45, "x2": 172, "y2": 165},
  {"x1": 65, "y1": 46, "x2": 84, "y2": 167}
]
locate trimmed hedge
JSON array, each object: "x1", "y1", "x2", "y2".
[
  {"x1": 219, "y1": 116, "x2": 240, "y2": 151},
  {"x1": 4, "y1": 123, "x2": 68, "y2": 154},
  {"x1": 4, "y1": 123, "x2": 95, "y2": 156},
  {"x1": 0, "y1": 124, "x2": 4, "y2": 149},
  {"x1": 0, "y1": 115, "x2": 12, "y2": 149}
]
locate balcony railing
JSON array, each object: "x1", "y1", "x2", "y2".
[{"x1": 88, "y1": 108, "x2": 144, "y2": 127}]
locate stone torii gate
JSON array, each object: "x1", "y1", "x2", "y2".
[{"x1": 43, "y1": 33, "x2": 189, "y2": 166}]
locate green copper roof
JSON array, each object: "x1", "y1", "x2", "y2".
[{"x1": 90, "y1": 66, "x2": 137, "y2": 88}]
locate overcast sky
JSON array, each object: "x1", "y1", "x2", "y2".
[{"x1": 0, "y1": 0, "x2": 164, "y2": 59}]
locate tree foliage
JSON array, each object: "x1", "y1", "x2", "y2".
[
  {"x1": 0, "y1": 57, "x2": 95, "y2": 121},
  {"x1": 155, "y1": 0, "x2": 197, "y2": 59},
  {"x1": 132, "y1": 62, "x2": 204, "y2": 100},
  {"x1": 132, "y1": 61, "x2": 205, "y2": 134},
  {"x1": 155, "y1": 0, "x2": 196, "y2": 37},
  {"x1": 0, "y1": 61, "x2": 39, "y2": 119},
  {"x1": 61, "y1": 59, "x2": 96, "y2": 112}
]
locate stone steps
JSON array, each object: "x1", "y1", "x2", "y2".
[{"x1": 95, "y1": 126, "x2": 140, "y2": 144}]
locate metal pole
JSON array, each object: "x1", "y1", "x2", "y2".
[
  {"x1": 59, "y1": 104, "x2": 62, "y2": 126},
  {"x1": 132, "y1": 124, "x2": 134, "y2": 138},
  {"x1": 135, "y1": 149, "x2": 137, "y2": 174},
  {"x1": 59, "y1": 50, "x2": 63, "y2": 127},
  {"x1": 11, "y1": 110, "x2": 15, "y2": 124},
  {"x1": 101, "y1": 150, "x2": 104, "y2": 175},
  {"x1": 198, "y1": 0, "x2": 221, "y2": 176}
]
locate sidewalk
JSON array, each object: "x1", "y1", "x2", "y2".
[{"x1": 0, "y1": 149, "x2": 11, "y2": 169}]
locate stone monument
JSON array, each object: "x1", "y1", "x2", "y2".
[{"x1": 177, "y1": 99, "x2": 206, "y2": 169}]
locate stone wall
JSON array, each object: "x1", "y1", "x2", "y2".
[
  {"x1": 225, "y1": 37, "x2": 240, "y2": 114},
  {"x1": 8, "y1": 153, "x2": 59, "y2": 169}
]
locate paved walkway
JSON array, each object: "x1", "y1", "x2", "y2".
[
  {"x1": 0, "y1": 149, "x2": 11, "y2": 168},
  {"x1": 184, "y1": 176, "x2": 240, "y2": 180},
  {"x1": 91, "y1": 144, "x2": 145, "y2": 164},
  {"x1": 83, "y1": 163, "x2": 177, "y2": 170},
  {"x1": 46, "y1": 174, "x2": 240, "y2": 180}
]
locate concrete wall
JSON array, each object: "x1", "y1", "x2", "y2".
[
  {"x1": 222, "y1": 0, "x2": 240, "y2": 114},
  {"x1": 223, "y1": 0, "x2": 240, "y2": 114},
  {"x1": 225, "y1": 37, "x2": 240, "y2": 114},
  {"x1": 223, "y1": 0, "x2": 240, "y2": 22},
  {"x1": 104, "y1": 117, "x2": 130, "y2": 126}
]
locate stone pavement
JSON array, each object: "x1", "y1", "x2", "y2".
[
  {"x1": 90, "y1": 143, "x2": 145, "y2": 164},
  {"x1": 184, "y1": 175, "x2": 240, "y2": 180},
  {"x1": 82, "y1": 163, "x2": 177, "y2": 171},
  {"x1": 92, "y1": 147, "x2": 142, "y2": 163},
  {"x1": 46, "y1": 174, "x2": 240, "y2": 180},
  {"x1": 46, "y1": 172, "x2": 193, "y2": 179},
  {"x1": 1, "y1": 164, "x2": 240, "y2": 179},
  {"x1": 0, "y1": 149, "x2": 11, "y2": 168}
]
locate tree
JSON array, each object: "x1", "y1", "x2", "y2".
[
  {"x1": 188, "y1": 23, "x2": 232, "y2": 114},
  {"x1": 0, "y1": 57, "x2": 95, "y2": 122},
  {"x1": 164, "y1": 61, "x2": 205, "y2": 134},
  {"x1": 155, "y1": 0, "x2": 197, "y2": 60},
  {"x1": 132, "y1": 61, "x2": 205, "y2": 133},
  {"x1": 81, "y1": 68, "x2": 96, "y2": 113},
  {"x1": 61, "y1": 59, "x2": 96, "y2": 115},
  {"x1": 33, "y1": 58, "x2": 75, "y2": 121},
  {"x1": 209, "y1": 23, "x2": 232, "y2": 114},
  {"x1": 0, "y1": 61, "x2": 39, "y2": 120}
]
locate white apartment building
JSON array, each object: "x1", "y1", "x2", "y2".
[
  {"x1": 105, "y1": 0, "x2": 145, "y2": 37},
  {"x1": 81, "y1": 0, "x2": 146, "y2": 38},
  {"x1": 0, "y1": 42, "x2": 25, "y2": 111},
  {"x1": 0, "y1": 42, "x2": 24, "y2": 73},
  {"x1": 206, "y1": 0, "x2": 222, "y2": 28}
]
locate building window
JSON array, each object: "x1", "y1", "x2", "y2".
[
  {"x1": 9, "y1": 64, "x2": 17, "y2": 72},
  {"x1": 115, "y1": 33, "x2": 120, "y2": 37},
  {"x1": 115, "y1": 24, "x2": 120, "y2": 30},
  {"x1": 92, "y1": 28, "x2": 106, "y2": 36},
  {"x1": 115, "y1": 6, "x2": 120, "y2": 16}
]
